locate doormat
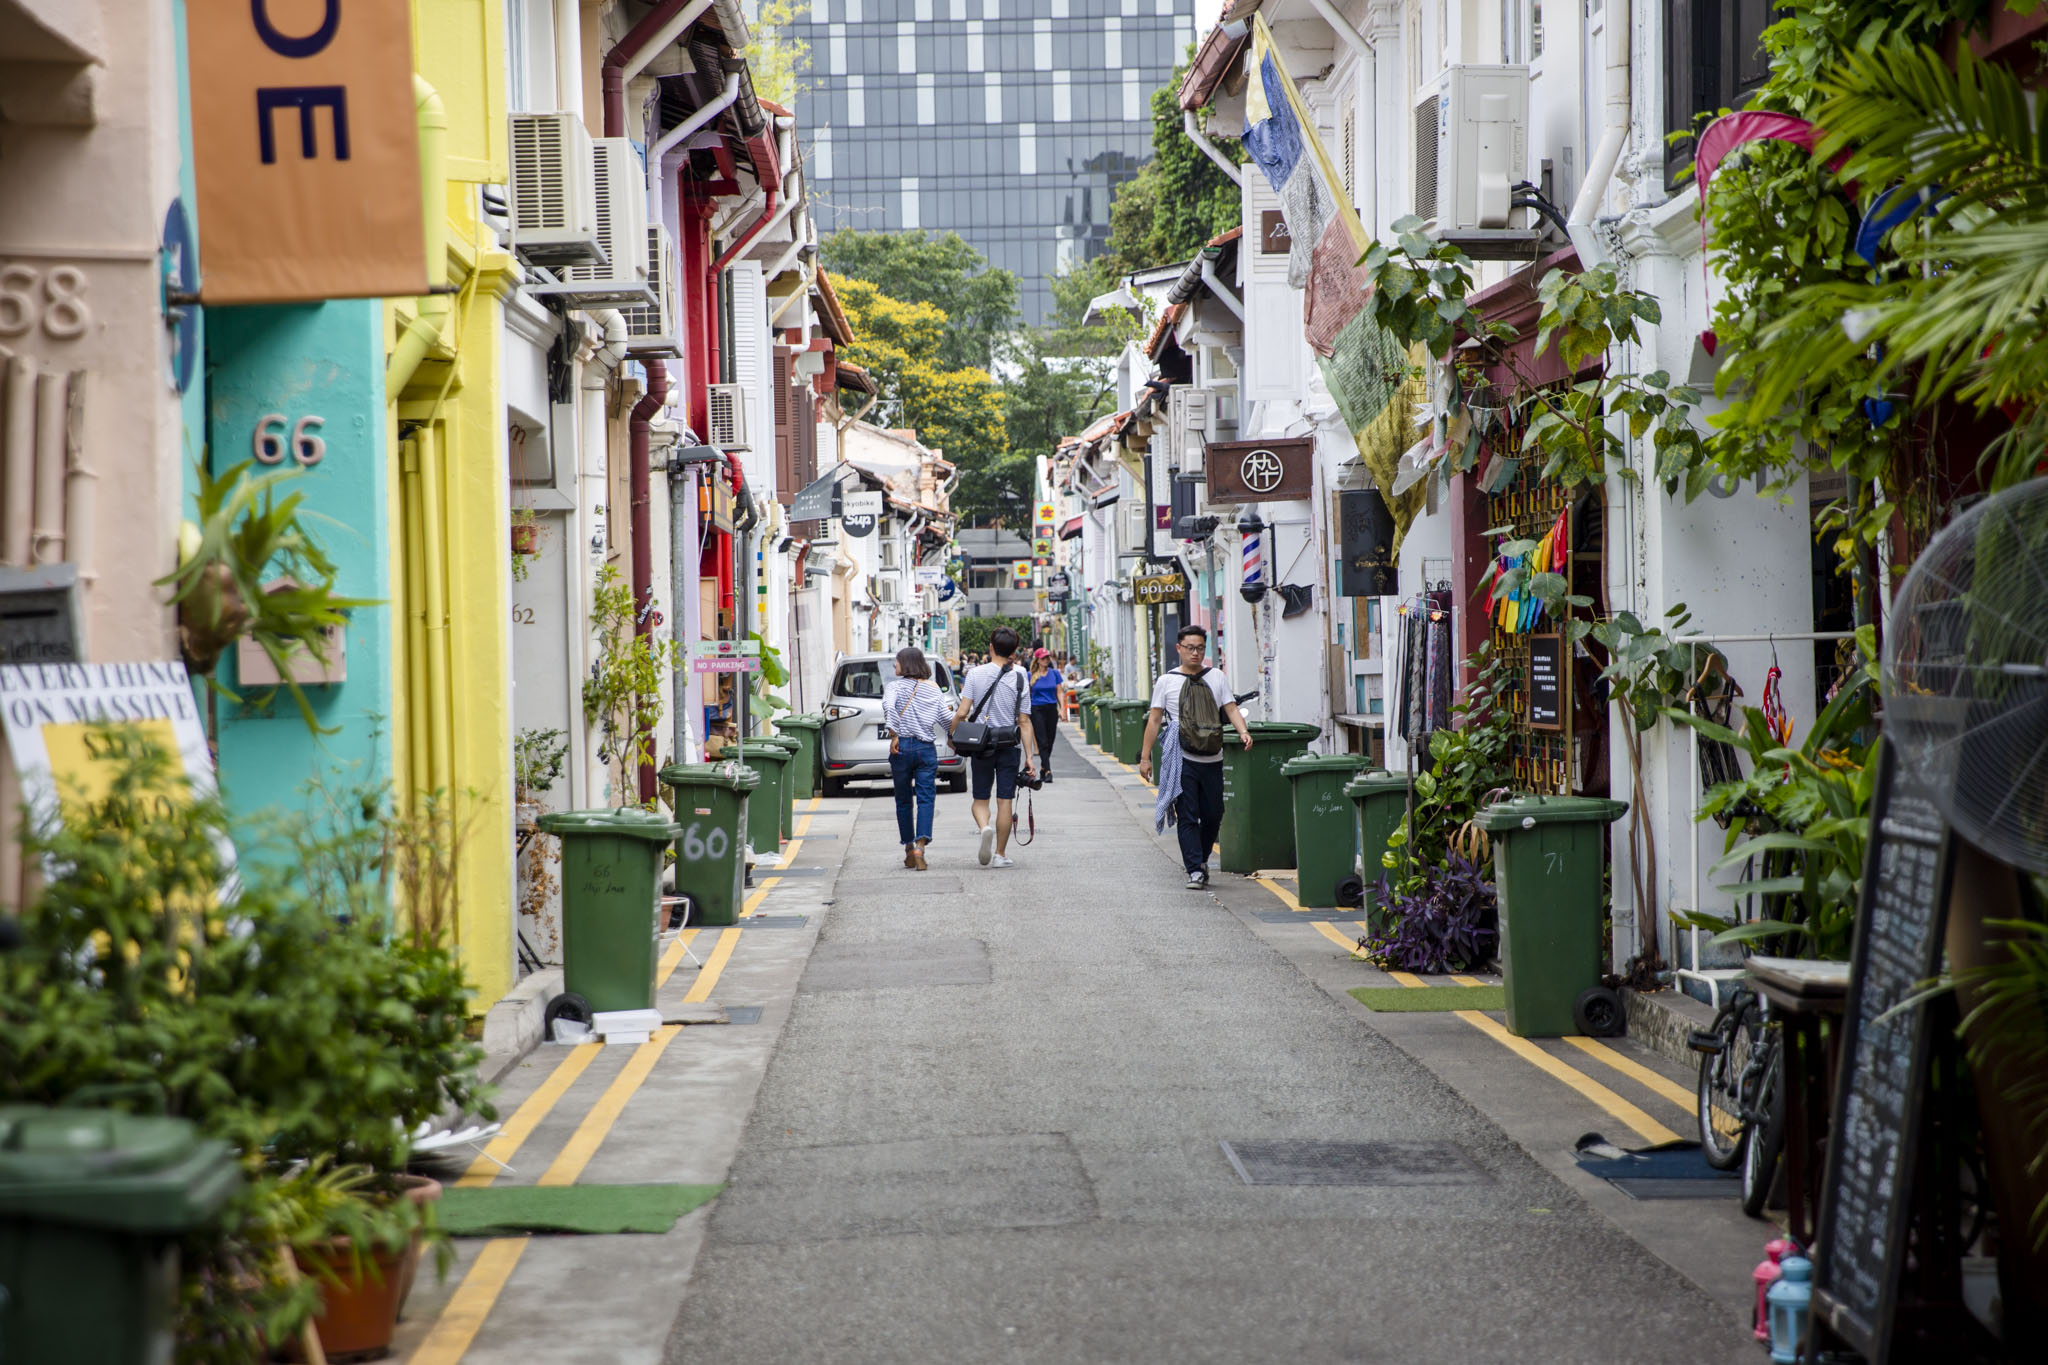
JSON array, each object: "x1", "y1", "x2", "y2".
[
  {"x1": 1572, "y1": 1135, "x2": 1736, "y2": 1201},
  {"x1": 436, "y1": 1183, "x2": 723, "y2": 1236},
  {"x1": 1349, "y1": 985, "x2": 1505, "y2": 1012}
]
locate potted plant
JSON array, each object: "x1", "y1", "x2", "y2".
[{"x1": 510, "y1": 506, "x2": 540, "y2": 579}]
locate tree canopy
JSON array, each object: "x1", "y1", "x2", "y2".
[
  {"x1": 820, "y1": 229, "x2": 1020, "y2": 372},
  {"x1": 1101, "y1": 59, "x2": 1242, "y2": 275}
]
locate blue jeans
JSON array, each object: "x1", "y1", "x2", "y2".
[{"x1": 891, "y1": 738, "x2": 939, "y2": 845}]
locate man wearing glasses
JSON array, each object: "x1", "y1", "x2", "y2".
[{"x1": 1138, "y1": 625, "x2": 1252, "y2": 888}]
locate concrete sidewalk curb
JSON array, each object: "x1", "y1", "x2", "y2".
[{"x1": 479, "y1": 966, "x2": 562, "y2": 1085}]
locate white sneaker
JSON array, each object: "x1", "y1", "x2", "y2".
[
  {"x1": 977, "y1": 824, "x2": 996, "y2": 866},
  {"x1": 989, "y1": 854, "x2": 1015, "y2": 868}
]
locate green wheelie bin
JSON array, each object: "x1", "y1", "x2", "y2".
[
  {"x1": 775, "y1": 714, "x2": 824, "y2": 800},
  {"x1": 1217, "y1": 721, "x2": 1321, "y2": 874},
  {"x1": 659, "y1": 761, "x2": 758, "y2": 926},
  {"x1": 1282, "y1": 753, "x2": 1372, "y2": 907},
  {"x1": 1092, "y1": 695, "x2": 1117, "y2": 752},
  {"x1": 536, "y1": 807, "x2": 682, "y2": 1012},
  {"x1": 757, "y1": 734, "x2": 803, "y2": 841},
  {"x1": 1345, "y1": 769, "x2": 1414, "y2": 934},
  {"x1": 1474, "y1": 795, "x2": 1629, "y2": 1037},
  {"x1": 1110, "y1": 699, "x2": 1149, "y2": 766},
  {"x1": 736, "y1": 739, "x2": 793, "y2": 853},
  {"x1": 0, "y1": 1105, "x2": 242, "y2": 1365},
  {"x1": 1080, "y1": 694, "x2": 1102, "y2": 747}
]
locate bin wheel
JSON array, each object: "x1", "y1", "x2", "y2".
[
  {"x1": 1574, "y1": 986, "x2": 1625, "y2": 1038},
  {"x1": 544, "y1": 992, "x2": 593, "y2": 1041},
  {"x1": 1334, "y1": 874, "x2": 1366, "y2": 909}
]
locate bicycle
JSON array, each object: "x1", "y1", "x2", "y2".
[{"x1": 1690, "y1": 980, "x2": 1786, "y2": 1218}]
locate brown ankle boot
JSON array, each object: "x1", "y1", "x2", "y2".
[
  {"x1": 913, "y1": 843, "x2": 929, "y2": 871},
  {"x1": 904, "y1": 846, "x2": 917, "y2": 868}
]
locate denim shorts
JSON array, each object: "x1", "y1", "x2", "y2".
[{"x1": 970, "y1": 744, "x2": 1021, "y2": 800}]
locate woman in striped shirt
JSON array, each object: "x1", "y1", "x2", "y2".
[{"x1": 885, "y1": 646, "x2": 954, "y2": 870}]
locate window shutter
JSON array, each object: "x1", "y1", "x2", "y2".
[{"x1": 773, "y1": 346, "x2": 795, "y2": 502}]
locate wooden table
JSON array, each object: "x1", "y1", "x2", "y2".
[{"x1": 1746, "y1": 956, "x2": 1850, "y2": 1246}]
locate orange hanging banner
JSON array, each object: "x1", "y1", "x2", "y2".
[{"x1": 187, "y1": 0, "x2": 427, "y2": 303}]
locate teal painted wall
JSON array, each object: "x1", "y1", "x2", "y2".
[{"x1": 206, "y1": 303, "x2": 392, "y2": 826}]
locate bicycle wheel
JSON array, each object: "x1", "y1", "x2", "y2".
[
  {"x1": 1696, "y1": 994, "x2": 1758, "y2": 1170},
  {"x1": 1741, "y1": 1041, "x2": 1786, "y2": 1218}
]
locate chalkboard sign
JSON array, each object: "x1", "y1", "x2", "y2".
[
  {"x1": 1526, "y1": 633, "x2": 1564, "y2": 732},
  {"x1": 1337, "y1": 489, "x2": 1396, "y2": 597},
  {"x1": 1811, "y1": 740, "x2": 1956, "y2": 1365}
]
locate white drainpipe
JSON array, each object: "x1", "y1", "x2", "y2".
[
  {"x1": 646, "y1": 69, "x2": 742, "y2": 211},
  {"x1": 1183, "y1": 110, "x2": 1242, "y2": 187},
  {"x1": 1567, "y1": 0, "x2": 1631, "y2": 266}
]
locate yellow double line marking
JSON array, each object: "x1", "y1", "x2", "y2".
[
  {"x1": 414, "y1": 793, "x2": 827, "y2": 1362},
  {"x1": 1248, "y1": 873, "x2": 1686, "y2": 1146}
]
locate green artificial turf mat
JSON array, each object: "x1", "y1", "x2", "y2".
[
  {"x1": 436, "y1": 1183, "x2": 723, "y2": 1236},
  {"x1": 1349, "y1": 985, "x2": 1506, "y2": 1013}
]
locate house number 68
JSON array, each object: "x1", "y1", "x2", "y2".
[{"x1": 253, "y1": 413, "x2": 326, "y2": 466}]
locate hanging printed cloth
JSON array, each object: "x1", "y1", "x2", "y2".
[{"x1": 1425, "y1": 609, "x2": 1454, "y2": 735}]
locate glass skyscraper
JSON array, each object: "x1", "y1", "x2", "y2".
[{"x1": 790, "y1": 0, "x2": 1201, "y2": 324}]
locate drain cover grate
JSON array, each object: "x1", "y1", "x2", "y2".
[
  {"x1": 723, "y1": 1005, "x2": 763, "y2": 1025},
  {"x1": 1220, "y1": 1140, "x2": 1490, "y2": 1187}
]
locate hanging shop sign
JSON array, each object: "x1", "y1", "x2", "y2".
[
  {"x1": 187, "y1": 0, "x2": 426, "y2": 303},
  {"x1": 1033, "y1": 537, "x2": 1054, "y2": 558},
  {"x1": 1204, "y1": 437, "x2": 1313, "y2": 504},
  {"x1": 841, "y1": 491, "x2": 882, "y2": 538},
  {"x1": 1260, "y1": 210, "x2": 1291, "y2": 255},
  {"x1": 1133, "y1": 571, "x2": 1189, "y2": 606},
  {"x1": 1337, "y1": 489, "x2": 1397, "y2": 597},
  {"x1": 1036, "y1": 502, "x2": 1056, "y2": 524},
  {"x1": 1010, "y1": 560, "x2": 1032, "y2": 587},
  {"x1": 790, "y1": 469, "x2": 843, "y2": 523},
  {"x1": 914, "y1": 564, "x2": 945, "y2": 588},
  {"x1": 703, "y1": 475, "x2": 735, "y2": 534}
]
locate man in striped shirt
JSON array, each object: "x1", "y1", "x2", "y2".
[{"x1": 953, "y1": 626, "x2": 1039, "y2": 868}]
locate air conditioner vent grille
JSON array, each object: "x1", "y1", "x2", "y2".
[
  {"x1": 510, "y1": 117, "x2": 568, "y2": 231},
  {"x1": 707, "y1": 384, "x2": 748, "y2": 449},
  {"x1": 1413, "y1": 91, "x2": 1439, "y2": 223}
]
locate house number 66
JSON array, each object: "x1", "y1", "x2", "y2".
[{"x1": 253, "y1": 413, "x2": 326, "y2": 466}]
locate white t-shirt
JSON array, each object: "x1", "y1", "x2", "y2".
[
  {"x1": 1150, "y1": 667, "x2": 1234, "y2": 763},
  {"x1": 960, "y1": 660, "x2": 1029, "y2": 730}
]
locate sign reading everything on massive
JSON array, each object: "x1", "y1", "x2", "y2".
[
  {"x1": 1203, "y1": 437, "x2": 1313, "y2": 504},
  {"x1": 188, "y1": 0, "x2": 426, "y2": 303},
  {"x1": 0, "y1": 662, "x2": 219, "y2": 830}
]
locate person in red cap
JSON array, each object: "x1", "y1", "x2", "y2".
[{"x1": 1028, "y1": 648, "x2": 1063, "y2": 784}]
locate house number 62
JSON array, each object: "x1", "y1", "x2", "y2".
[{"x1": 253, "y1": 413, "x2": 326, "y2": 466}]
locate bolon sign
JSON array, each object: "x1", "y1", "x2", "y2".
[
  {"x1": 188, "y1": 0, "x2": 427, "y2": 303},
  {"x1": 1203, "y1": 437, "x2": 1314, "y2": 504}
]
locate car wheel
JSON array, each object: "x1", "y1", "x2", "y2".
[
  {"x1": 943, "y1": 772, "x2": 967, "y2": 794},
  {"x1": 822, "y1": 777, "x2": 845, "y2": 797}
]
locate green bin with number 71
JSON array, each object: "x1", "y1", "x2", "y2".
[{"x1": 659, "y1": 761, "x2": 760, "y2": 927}]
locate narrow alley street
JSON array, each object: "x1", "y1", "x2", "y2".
[{"x1": 401, "y1": 724, "x2": 1760, "y2": 1364}]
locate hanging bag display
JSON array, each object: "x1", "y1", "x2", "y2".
[{"x1": 952, "y1": 663, "x2": 1024, "y2": 757}]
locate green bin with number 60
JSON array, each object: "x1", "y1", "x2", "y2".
[
  {"x1": 658, "y1": 761, "x2": 759, "y2": 927},
  {"x1": 535, "y1": 807, "x2": 682, "y2": 1012}
]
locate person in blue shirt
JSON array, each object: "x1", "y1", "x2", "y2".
[{"x1": 1028, "y1": 648, "x2": 1063, "y2": 784}]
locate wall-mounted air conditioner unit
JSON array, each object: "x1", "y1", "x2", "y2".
[
  {"x1": 875, "y1": 576, "x2": 902, "y2": 605},
  {"x1": 1167, "y1": 386, "x2": 1213, "y2": 475},
  {"x1": 507, "y1": 113, "x2": 604, "y2": 267},
  {"x1": 707, "y1": 383, "x2": 750, "y2": 450},
  {"x1": 878, "y1": 537, "x2": 901, "y2": 570},
  {"x1": 1413, "y1": 65, "x2": 1529, "y2": 233},
  {"x1": 530, "y1": 138, "x2": 653, "y2": 306},
  {"x1": 621, "y1": 225, "x2": 679, "y2": 356},
  {"x1": 1119, "y1": 498, "x2": 1150, "y2": 555}
]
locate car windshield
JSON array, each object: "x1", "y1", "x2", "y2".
[{"x1": 833, "y1": 659, "x2": 953, "y2": 699}]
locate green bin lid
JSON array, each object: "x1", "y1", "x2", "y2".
[
  {"x1": 1281, "y1": 752, "x2": 1371, "y2": 777},
  {"x1": 775, "y1": 714, "x2": 825, "y2": 731},
  {"x1": 658, "y1": 761, "x2": 761, "y2": 793},
  {"x1": 1473, "y1": 794, "x2": 1629, "y2": 832},
  {"x1": 535, "y1": 807, "x2": 684, "y2": 841},
  {"x1": 1248, "y1": 721, "x2": 1321, "y2": 740},
  {"x1": 0, "y1": 1106, "x2": 242, "y2": 1233},
  {"x1": 1107, "y1": 699, "x2": 1149, "y2": 712},
  {"x1": 737, "y1": 739, "x2": 791, "y2": 760},
  {"x1": 756, "y1": 735, "x2": 801, "y2": 752},
  {"x1": 1343, "y1": 770, "x2": 1412, "y2": 798}
]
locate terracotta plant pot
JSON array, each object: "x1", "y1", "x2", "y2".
[
  {"x1": 291, "y1": 1176, "x2": 442, "y2": 1362},
  {"x1": 511, "y1": 522, "x2": 540, "y2": 556}
]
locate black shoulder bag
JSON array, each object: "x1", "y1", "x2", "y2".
[{"x1": 953, "y1": 664, "x2": 1024, "y2": 757}]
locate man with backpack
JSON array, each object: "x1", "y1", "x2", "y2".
[
  {"x1": 1138, "y1": 624, "x2": 1252, "y2": 888},
  {"x1": 953, "y1": 626, "x2": 1039, "y2": 868}
]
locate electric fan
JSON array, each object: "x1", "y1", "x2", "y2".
[{"x1": 1884, "y1": 477, "x2": 2048, "y2": 871}]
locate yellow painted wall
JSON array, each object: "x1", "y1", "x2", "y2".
[{"x1": 386, "y1": 0, "x2": 514, "y2": 1012}]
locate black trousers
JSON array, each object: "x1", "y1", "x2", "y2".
[
  {"x1": 1030, "y1": 703, "x2": 1059, "y2": 773},
  {"x1": 1176, "y1": 759, "x2": 1224, "y2": 874}
]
